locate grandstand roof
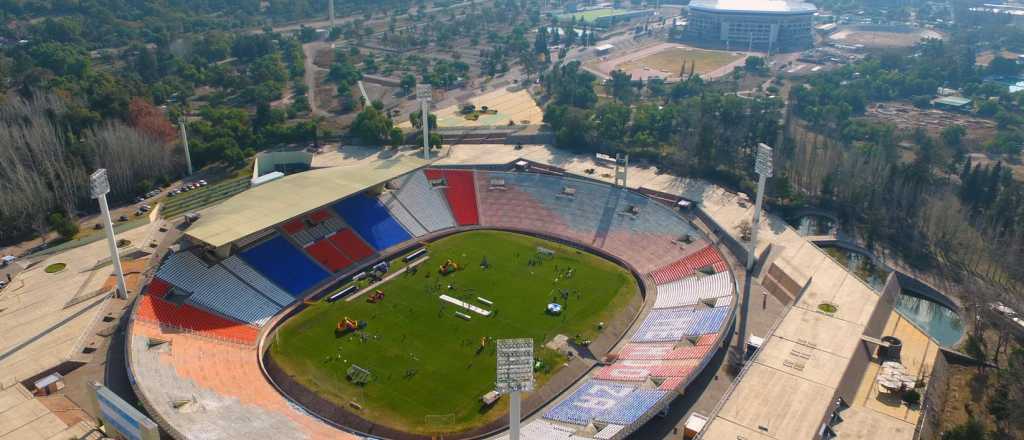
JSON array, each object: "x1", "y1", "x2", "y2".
[
  {"x1": 185, "y1": 154, "x2": 431, "y2": 248},
  {"x1": 689, "y1": 0, "x2": 816, "y2": 14}
]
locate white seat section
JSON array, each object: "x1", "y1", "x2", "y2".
[
  {"x1": 654, "y1": 271, "x2": 733, "y2": 310},
  {"x1": 221, "y1": 256, "x2": 294, "y2": 307},
  {"x1": 156, "y1": 252, "x2": 281, "y2": 326},
  {"x1": 392, "y1": 171, "x2": 457, "y2": 232},
  {"x1": 380, "y1": 192, "x2": 428, "y2": 237}
]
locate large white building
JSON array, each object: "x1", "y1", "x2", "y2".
[{"x1": 684, "y1": 0, "x2": 816, "y2": 52}]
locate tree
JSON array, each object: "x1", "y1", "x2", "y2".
[
  {"x1": 128, "y1": 98, "x2": 177, "y2": 144},
  {"x1": 48, "y1": 212, "x2": 79, "y2": 241},
  {"x1": 400, "y1": 74, "x2": 416, "y2": 95},
  {"x1": 744, "y1": 56, "x2": 765, "y2": 73},
  {"x1": 608, "y1": 70, "x2": 635, "y2": 103},
  {"x1": 595, "y1": 101, "x2": 630, "y2": 147},
  {"x1": 941, "y1": 125, "x2": 966, "y2": 148},
  {"x1": 350, "y1": 106, "x2": 396, "y2": 146},
  {"x1": 409, "y1": 111, "x2": 437, "y2": 130},
  {"x1": 941, "y1": 418, "x2": 987, "y2": 440}
]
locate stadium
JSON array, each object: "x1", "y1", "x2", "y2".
[
  {"x1": 124, "y1": 154, "x2": 739, "y2": 440},
  {"x1": 683, "y1": 0, "x2": 816, "y2": 52}
]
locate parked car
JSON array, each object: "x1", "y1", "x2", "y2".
[{"x1": 1, "y1": 255, "x2": 15, "y2": 267}]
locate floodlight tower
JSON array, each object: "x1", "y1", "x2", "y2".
[
  {"x1": 179, "y1": 117, "x2": 193, "y2": 176},
  {"x1": 91, "y1": 169, "x2": 128, "y2": 299},
  {"x1": 328, "y1": 0, "x2": 335, "y2": 29},
  {"x1": 497, "y1": 338, "x2": 534, "y2": 440},
  {"x1": 416, "y1": 84, "x2": 432, "y2": 160},
  {"x1": 737, "y1": 143, "x2": 772, "y2": 361}
]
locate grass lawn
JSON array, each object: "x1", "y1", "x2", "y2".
[
  {"x1": 559, "y1": 8, "x2": 631, "y2": 23},
  {"x1": 616, "y1": 47, "x2": 744, "y2": 77},
  {"x1": 269, "y1": 230, "x2": 638, "y2": 435}
]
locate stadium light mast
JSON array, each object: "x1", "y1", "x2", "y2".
[
  {"x1": 328, "y1": 0, "x2": 335, "y2": 29},
  {"x1": 179, "y1": 117, "x2": 193, "y2": 176},
  {"x1": 416, "y1": 84, "x2": 432, "y2": 160},
  {"x1": 91, "y1": 169, "x2": 128, "y2": 299},
  {"x1": 497, "y1": 338, "x2": 534, "y2": 440},
  {"x1": 737, "y1": 143, "x2": 772, "y2": 361}
]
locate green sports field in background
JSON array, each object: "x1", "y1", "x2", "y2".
[{"x1": 268, "y1": 230, "x2": 638, "y2": 435}]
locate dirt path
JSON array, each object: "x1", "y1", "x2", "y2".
[{"x1": 303, "y1": 41, "x2": 330, "y2": 118}]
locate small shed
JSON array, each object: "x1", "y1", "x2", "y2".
[{"x1": 595, "y1": 43, "x2": 614, "y2": 55}]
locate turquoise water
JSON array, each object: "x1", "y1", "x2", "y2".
[
  {"x1": 795, "y1": 215, "x2": 835, "y2": 236},
  {"x1": 894, "y1": 291, "x2": 964, "y2": 347}
]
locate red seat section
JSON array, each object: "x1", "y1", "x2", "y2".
[
  {"x1": 305, "y1": 239, "x2": 353, "y2": 272},
  {"x1": 425, "y1": 169, "x2": 479, "y2": 226},
  {"x1": 308, "y1": 210, "x2": 330, "y2": 223},
  {"x1": 282, "y1": 218, "x2": 306, "y2": 234},
  {"x1": 650, "y1": 245, "x2": 728, "y2": 285},
  {"x1": 146, "y1": 278, "x2": 172, "y2": 298},
  {"x1": 329, "y1": 229, "x2": 375, "y2": 262},
  {"x1": 135, "y1": 295, "x2": 259, "y2": 344}
]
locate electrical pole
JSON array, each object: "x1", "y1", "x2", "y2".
[
  {"x1": 737, "y1": 143, "x2": 772, "y2": 362},
  {"x1": 416, "y1": 85, "x2": 432, "y2": 160},
  {"x1": 91, "y1": 169, "x2": 128, "y2": 299},
  {"x1": 179, "y1": 117, "x2": 193, "y2": 176}
]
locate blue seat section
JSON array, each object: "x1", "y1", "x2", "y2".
[
  {"x1": 333, "y1": 193, "x2": 412, "y2": 251},
  {"x1": 683, "y1": 306, "x2": 730, "y2": 336},
  {"x1": 631, "y1": 307, "x2": 698, "y2": 343},
  {"x1": 610, "y1": 190, "x2": 698, "y2": 237},
  {"x1": 595, "y1": 389, "x2": 670, "y2": 425},
  {"x1": 239, "y1": 236, "x2": 329, "y2": 297},
  {"x1": 543, "y1": 381, "x2": 638, "y2": 426}
]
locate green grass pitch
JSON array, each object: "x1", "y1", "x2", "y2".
[{"x1": 268, "y1": 230, "x2": 638, "y2": 435}]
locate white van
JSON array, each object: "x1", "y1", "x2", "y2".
[{"x1": 1, "y1": 255, "x2": 15, "y2": 267}]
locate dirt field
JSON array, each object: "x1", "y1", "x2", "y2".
[
  {"x1": 863, "y1": 102, "x2": 996, "y2": 140},
  {"x1": 400, "y1": 87, "x2": 542, "y2": 128},
  {"x1": 975, "y1": 49, "x2": 1022, "y2": 67},
  {"x1": 590, "y1": 42, "x2": 749, "y2": 81},
  {"x1": 829, "y1": 25, "x2": 944, "y2": 48}
]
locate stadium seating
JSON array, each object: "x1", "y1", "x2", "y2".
[
  {"x1": 474, "y1": 171, "x2": 571, "y2": 237},
  {"x1": 653, "y1": 271, "x2": 733, "y2": 309},
  {"x1": 146, "y1": 277, "x2": 172, "y2": 298},
  {"x1": 333, "y1": 193, "x2": 412, "y2": 250},
  {"x1": 616, "y1": 343, "x2": 677, "y2": 361},
  {"x1": 239, "y1": 236, "x2": 329, "y2": 297},
  {"x1": 424, "y1": 169, "x2": 479, "y2": 225},
  {"x1": 304, "y1": 239, "x2": 353, "y2": 272},
  {"x1": 631, "y1": 307, "x2": 698, "y2": 343},
  {"x1": 155, "y1": 251, "x2": 281, "y2": 326},
  {"x1": 683, "y1": 306, "x2": 730, "y2": 336},
  {"x1": 543, "y1": 381, "x2": 638, "y2": 426},
  {"x1": 697, "y1": 333, "x2": 719, "y2": 346},
  {"x1": 595, "y1": 390, "x2": 670, "y2": 425},
  {"x1": 599, "y1": 190, "x2": 703, "y2": 272},
  {"x1": 390, "y1": 171, "x2": 457, "y2": 232},
  {"x1": 220, "y1": 256, "x2": 294, "y2": 307},
  {"x1": 380, "y1": 192, "x2": 428, "y2": 237},
  {"x1": 129, "y1": 323, "x2": 353, "y2": 439},
  {"x1": 328, "y1": 229, "x2": 375, "y2": 262},
  {"x1": 281, "y1": 218, "x2": 305, "y2": 234},
  {"x1": 134, "y1": 295, "x2": 259, "y2": 344},
  {"x1": 492, "y1": 420, "x2": 576, "y2": 440},
  {"x1": 651, "y1": 245, "x2": 729, "y2": 285}
]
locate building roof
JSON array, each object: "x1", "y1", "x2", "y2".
[
  {"x1": 933, "y1": 96, "x2": 972, "y2": 107},
  {"x1": 700, "y1": 239, "x2": 940, "y2": 440},
  {"x1": 185, "y1": 153, "x2": 430, "y2": 248},
  {"x1": 689, "y1": 0, "x2": 816, "y2": 14}
]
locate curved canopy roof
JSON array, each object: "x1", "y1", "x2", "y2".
[
  {"x1": 689, "y1": 0, "x2": 816, "y2": 14},
  {"x1": 185, "y1": 153, "x2": 430, "y2": 248}
]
